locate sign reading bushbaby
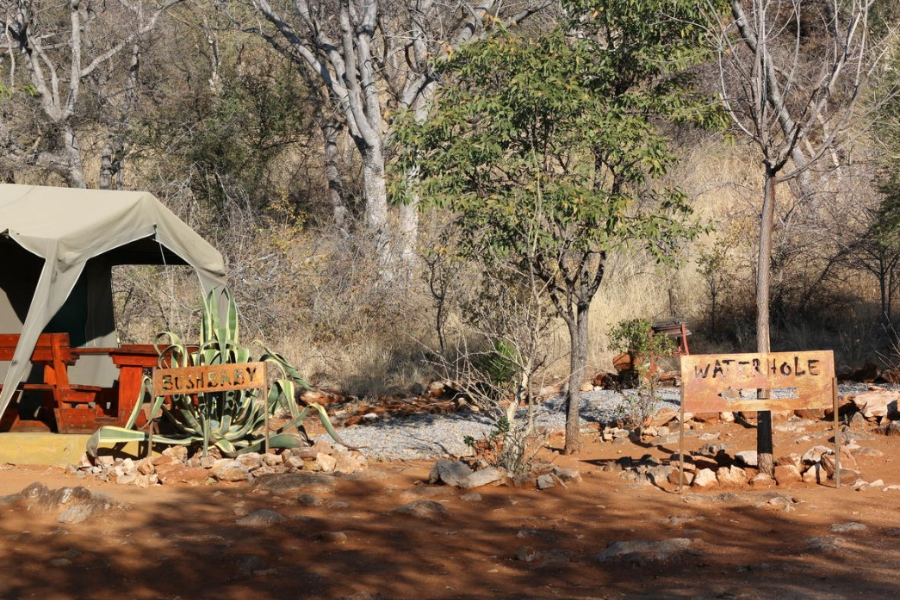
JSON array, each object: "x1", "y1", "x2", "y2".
[
  {"x1": 152, "y1": 362, "x2": 267, "y2": 397},
  {"x1": 680, "y1": 350, "x2": 835, "y2": 413}
]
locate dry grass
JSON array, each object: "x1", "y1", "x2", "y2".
[{"x1": 107, "y1": 134, "x2": 895, "y2": 395}]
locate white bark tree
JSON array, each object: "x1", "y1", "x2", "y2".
[
  {"x1": 707, "y1": 0, "x2": 888, "y2": 475},
  {"x1": 239, "y1": 0, "x2": 551, "y2": 278},
  {"x1": 0, "y1": 0, "x2": 182, "y2": 188}
]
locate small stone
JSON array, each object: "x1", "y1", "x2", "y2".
[
  {"x1": 263, "y1": 453, "x2": 283, "y2": 467},
  {"x1": 286, "y1": 456, "x2": 306, "y2": 470},
  {"x1": 516, "y1": 546, "x2": 539, "y2": 562},
  {"x1": 315, "y1": 453, "x2": 337, "y2": 473},
  {"x1": 393, "y1": 500, "x2": 448, "y2": 519},
  {"x1": 802, "y1": 464, "x2": 823, "y2": 484},
  {"x1": 154, "y1": 464, "x2": 212, "y2": 486},
  {"x1": 536, "y1": 474, "x2": 556, "y2": 490},
  {"x1": 691, "y1": 468, "x2": 717, "y2": 488},
  {"x1": 319, "y1": 531, "x2": 348, "y2": 543},
  {"x1": 801, "y1": 446, "x2": 832, "y2": 465},
  {"x1": 237, "y1": 453, "x2": 263, "y2": 470},
  {"x1": 429, "y1": 460, "x2": 475, "y2": 487},
  {"x1": 735, "y1": 451, "x2": 758, "y2": 467},
  {"x1": 803, "y1": 536, "x2": 849, "y2": 554},
  {"x1": 460, "y1": 493, "x2": 482, "y2": 502},
  {"x1": 749, "y1": 473, "x2": 775, "y2": 488},
  {"x1": 766, "y1": 496, "x2": 796, "y2": 512},
  {"x1": 237, "y1": 510, "x2": 286, "y2": 527},
  {"x1": 136, "y1": 459, "x2": 155, "y2": 476},
  {"x1": 334, "y1": 454, "x2": 360, "y2": 475},
  {"x1": 774, "y1": 453, "x2": 801, "y2": 470},
  {"x1": 698, "y1": 443, "x2": 729, "y2": 458},
  {"x1": 212, "y1": 460, "x2": 251, "y2": 482},
  {"x1": 462, "y1": 467, "x2": 504, "y2": 489},
  {"x1": 162, "y1": 446, "x2": 188, "y2": 462},
  {"x1": 716, "y1": 466, "x2": 748, "y2": 487},
  {"x1": 596, "y1": 538, "x2": 693, "y2": 562},
  {"x1": 295, "y1": 493, "x2": 322, "y2": 507},
  {"x1": 57, "y1": 505, "x2": 93, "y2": 524},
  {"x1": 552, "y1": 467, "x2": 582, "y2": 483},
  {"x1": 312, "y1": 439, "x2": 334, "y2": 455},
  {"x1": 774, "y1": 465, "x2": 802, "y2": 486},
  {"x1": 114, "y1": 472, "x2": 138, "y2": 486},
  {"x1": 830, "y1": 522, "x2": 867, "y2": 533}
]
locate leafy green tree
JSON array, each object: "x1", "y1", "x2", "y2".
[{"x1": 395, "y1": 3, "x2": 720, "y2": 453}]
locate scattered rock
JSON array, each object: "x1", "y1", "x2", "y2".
[
  {"x1": 212, "y1": 460, "x2": 251, "y2": 483},
  {"x1": 735, "y1": 451, "x2": 758, "y2": 468},
  {"x1": 294, "y1": 493, "x2": 322, "y2": 507},
  {"x1": 464, "y1": 467, "x2": 505, "y2": 489},
  {"x1": 830, "y1": 522, "x2": 867, "y2": 533},
  {"x1": 802, "y1": 464, "x2": 824, "y2": 484},
  {"x1": 319, "y1": 531, "x2": 348, "y2": 543},
  {"x1": 801, "y1": 446, "x2": 832, "y2": 464},
  {"x1": 774, "y1": 453, "x2": 801, "y2": 470},
  {"x1": 460, "y1": 493, "x2": 482, "y2": 502},
  {"x1": 536, "y1": 474, "x2": 556, "y2": 490},
  {"x1": 429, "y1": 460, "x2": 474, "y2": 487},
  {"x1": 596, "y1": 538, "x2": 695, "y2": 563},
  {"x1": 803, "y1": 536, "x2": 849, "y2": 554},
  {"x1": 393, "y1": 500, "x2": 448, "y2": 520},
  {"x1": 2, "y1": 482, "x2": 122, "y2": 524},
  {"x1": 516, "y1": 546, "x2": 539, "y2": 562},
  {"x1": 717, "y1": 466, "x2": 748, "y2": 487},
  {"x1": 155, "y1": 464, "x2": 211, "y2": 486},
  {"x1": 877, "y1": 422, "x2": 900, "y2": 436},
  {"x1": 254, "y1": 473, "x2": 336, "y2": 494},
  {"x1": 774, "y1": 465, "x2": 802, "y2": 486},
  {"x1": 552, "y1": 467, "x2": 582, "y2": 484},
  {"x1": 763, "y1": 495, "x2": 797, "y2": 512},
  {"x1": 749, "y1": 473, "x2": 775, "y2": 488},
  {"x1": 316, "y1": 453, "x2": 338, "y2": 473},
  {"x1": 692, "y1": 469, "x2": 717, "y2": 488},
  {"x1": 851, "y1": 390, "x2": 899, "y2": 421},
  {"x1": 237, "y1": 509, "x2": 286, "y2": 527}
]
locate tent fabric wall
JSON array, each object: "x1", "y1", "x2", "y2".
[{"x1": 0, "y1": 184, "x2": 227, "y2": 421}]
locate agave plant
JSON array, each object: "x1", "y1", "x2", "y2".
[{"x1": 88, "y1": 288, "x2": 343, "y2": 458}]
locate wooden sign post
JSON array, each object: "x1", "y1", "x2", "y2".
[
  {"x1": 152, "y1": 362, "x2": 270, "y2": 451},
  {"x1": 679, "y1": 351, "x2": 838, "y2": 490}
]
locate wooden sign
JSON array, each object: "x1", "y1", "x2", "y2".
[
  {"x1": 680, "y1": 350, "x2": 835, "y2": 413},
  {"x1": 152, "y1": 362, "x2": 267, "y2": 397}
]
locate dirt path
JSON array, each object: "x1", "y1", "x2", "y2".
[{"x1": 1, "y1": 419, "x2": 898, "y2": 600}]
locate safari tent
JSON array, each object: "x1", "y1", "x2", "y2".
[{"x1": 0, "y1": 184, "x2": 226, "y2": 431}]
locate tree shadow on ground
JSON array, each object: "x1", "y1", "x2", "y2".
[{"x1": 0, "y1": 466, "x2": 897, "y2": 600}]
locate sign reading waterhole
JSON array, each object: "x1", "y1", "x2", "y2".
[{"x1": 680, "y1": 350, "x2": 835, "y2": 413}]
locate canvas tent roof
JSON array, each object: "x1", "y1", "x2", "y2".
[{"x1": 0, "y1": 184, "x2": 226, "y2": 420}]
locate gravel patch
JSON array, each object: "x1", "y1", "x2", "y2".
[{"x1": 317, "y1": 384, "x2": 871, "y2": 461}]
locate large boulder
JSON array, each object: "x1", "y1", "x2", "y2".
[{"x1": 852, "y1": 390, "x2": 900, "y2": 421}]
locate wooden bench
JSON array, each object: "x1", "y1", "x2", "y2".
[{"x1": 0, "y1": 333, "x2": 108, "y2": 433}]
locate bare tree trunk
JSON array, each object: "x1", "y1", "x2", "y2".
[
  {"x1": 756, "y1": 166, "x2": 777, "y2": 476},
  {"x1": 63, "y1": 124, "x2": 86, "y2": 189},
  {"x1": 398, "y1": 201, "x2": 419, "y2": 281},
  {"x1": 100, "y1": 144, "x2": 113, "y2": 190},
  {"x1": 362, "y1": 146, "x2": 390, "y2": 266},
  {"x1": 320, "y1": 118, "x2": 347, "y2": 232},
  {"x1": 564, "y1": 303, "x2": 589, "y2": 455}
]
